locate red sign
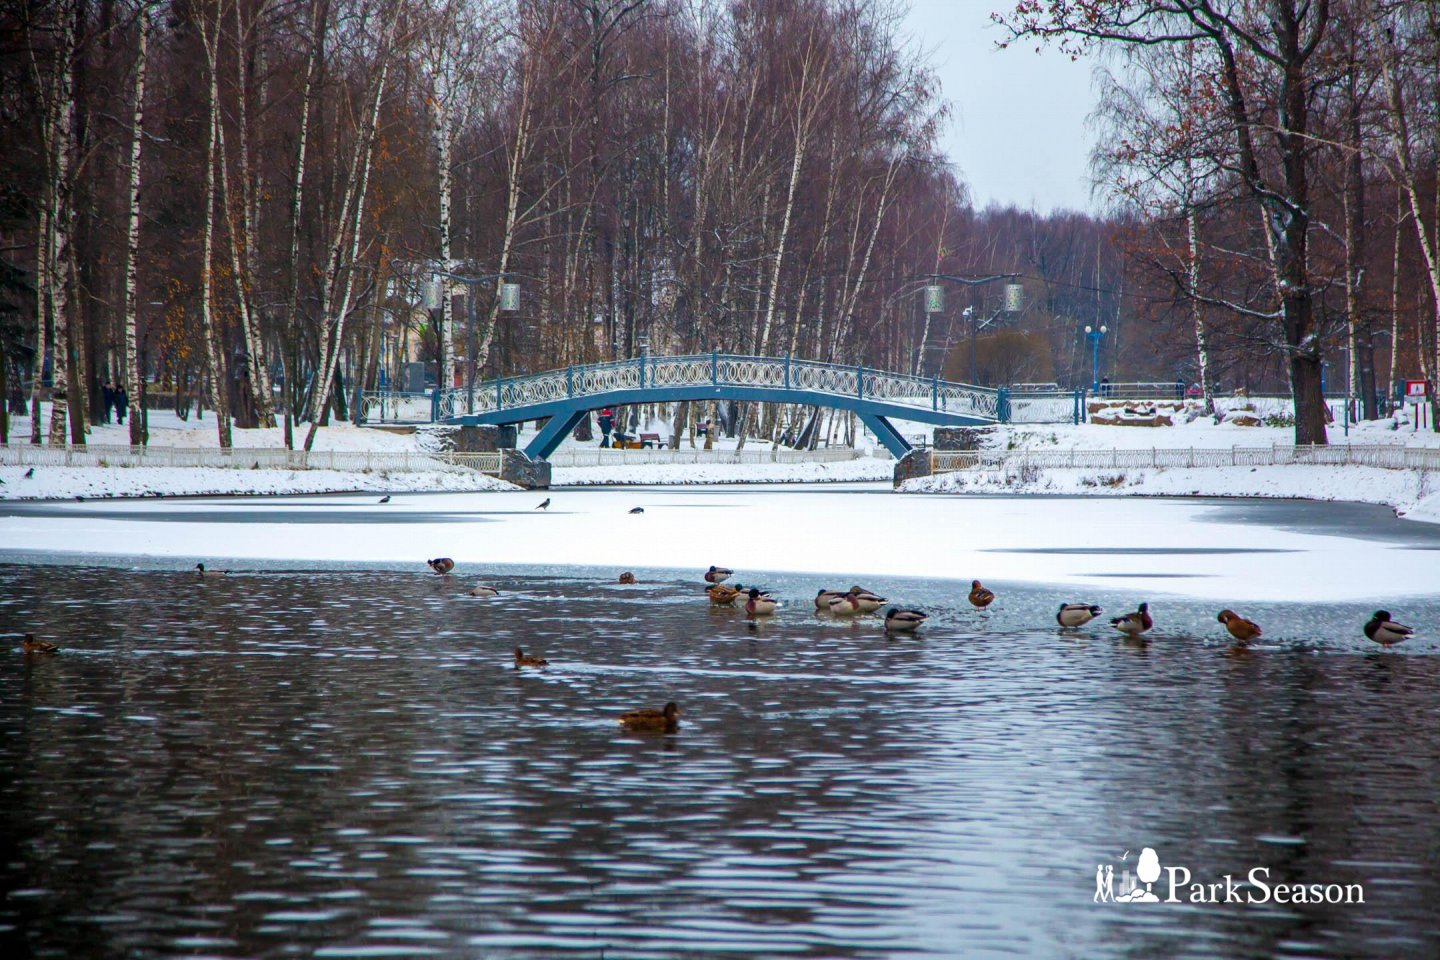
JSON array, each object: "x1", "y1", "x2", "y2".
[{"x1": 1405, "y1": 380, "x2": 1429, "y2": 398}]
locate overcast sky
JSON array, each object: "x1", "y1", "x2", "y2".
[{"x1": 902, "y1": 0, "x2": 1103, "y2": 214}]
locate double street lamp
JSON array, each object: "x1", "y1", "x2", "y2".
[
  {"x1": 431, "y1": 269, "x2": 521, "y2": 414},
  {"x1": 923, "y1": 273, "x2": 1022, "y2": 385},
  {"x1": 1084, "y1": 324, "x2": 1108, "y2": 393}
]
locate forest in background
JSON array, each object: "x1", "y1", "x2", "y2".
[{"x1": 2, "y1": 0, "x2": 1439, "y2": 450}]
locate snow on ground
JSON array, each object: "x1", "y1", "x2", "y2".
[
  {"x1": 904, "y1": 463, "x2": 1440, "y2": 523},
  {"x1": 6, "y1": 404, "x2": 449, "y2": 452},
  {"x1": 0, "y1": 465, "x2": 512, "y2": 500},
  {"x1": 2, "y1": 485, "x2": 1437, "y2": 603}
]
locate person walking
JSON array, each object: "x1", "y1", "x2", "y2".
[
  {"x1": 598, "y1": 407, "x2": 614, "y2": 448},
  {"x1": 115, "y1": 384, "x2": 128, "y2": 425},
  {"x1": 100, "y1": 383, "x2": 114, "y2": 424}
]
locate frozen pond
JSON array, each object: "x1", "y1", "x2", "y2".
[
  {"x1": 2, "y1": 483, "x2": 1440, "y2": 601},
  {"x1": 3, "y1": 489, "x2": 1439, "y2": 957}
]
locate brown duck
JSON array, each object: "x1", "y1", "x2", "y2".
[
  {"x1": 1217, "y1": 609, "x2": 1262, "y2": 644},
  {"x1": 513, "y1": 647, "x2": 548, "y2": 668},
  {"x1": 619, "y1": 701, "x2": 680, "y2": 733}
]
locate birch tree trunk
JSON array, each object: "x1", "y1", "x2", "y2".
[
  {"x1": 198, "y1": 0, "x2": 231, "y2": 448},
  {"x1": 1186, "y1": 204, "x2": 1214, "y2": 414},
  {"x1": 303, "y1": 30, "x2": 394, "y2": 450},
  {"x1": 122, "y1": 2, "x2": 152, "y2": 446},
  {"x1": 46, "y1": 8, "x2": 78, "y2": 448},
  {"x1": 217, "y1": 0, "x2": 275, "y2": 428},
  {"x1": 282, "y1": 0, "x2": 324, "y2": 449},
  {"x1": 434, "y1": 96, "x2": 456, "y2": 393}
]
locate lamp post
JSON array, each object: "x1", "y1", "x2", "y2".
[
  {"x1": 432, "y1": 269, "x2": 520, "y2": 414},
  {"x1": 963, "y1": 307, "x2": 976, "y2": 384},
  {"x1": 922, "y1": 273, "x2": 1021, "y2": 386},
  {"x1": 1085, "y1": 324, "x2": 1108, "y2": 393}
]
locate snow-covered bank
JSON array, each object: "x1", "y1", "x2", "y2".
[
  {"x1": 905, "y1": 462, "x2": 1440, "y2": 524},
  {"x1": 551, "y1": 457, "x2": 892, "y2": 486},
  {"x1": 3, "y1": 486, "x2": 1437, "y2": 603},
  {"x1": 0, "y1": 465, "x2": 513, "y2": 500}
]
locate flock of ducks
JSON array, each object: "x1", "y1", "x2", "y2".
[{"x1": 17, "y1": 562, "x2": 1422, "y2": 734}]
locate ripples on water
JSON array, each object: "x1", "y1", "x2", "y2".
[{"x1": 2, "y1": 564, "x2": 1439, "y2": 959}]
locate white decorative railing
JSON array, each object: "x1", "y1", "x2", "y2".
[
  {"x1": 361, "y1": 391, "x2": 433, "y2": 423},
  {"x1": 543, "y1": 446, "x2": 863, "y2": 467},
  {"x1": 0, "y1": 444, "x2": 503, "y2": 475},
  {"x1": 408, "y1": 353, "x2": 1007, "y2": 423},
  {"x1": 930, "y1": 444, "x2": 1440, "y2": 474}
]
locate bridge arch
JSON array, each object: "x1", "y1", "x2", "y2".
[{"x1": 417, "y1": 353, "x2": 1078, "y2": 460}]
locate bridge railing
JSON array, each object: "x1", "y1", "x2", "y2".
[{"x1": 416, "y1": 353, "x2": 1004, "y2": 422}]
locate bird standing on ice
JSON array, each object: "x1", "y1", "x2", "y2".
[
  {"x1": 1217, "y1": 609, "x2": 1262, "y2": 644},
  {"x1": 427, "y1": 558, "x2": 455, "y2": 575},
  {"x1": 1363, "y1": 611, "x2": 1414, "y2": 648},
  {"x1": 535, "y1": 498, "x2": 551, "y2": 510},
  {"x1": 1057, "y1": 603, "x2": 1102, "y2": 628},
  {"x1": 1110, "y1": 603, "x2": 1153, "y2": 637}
]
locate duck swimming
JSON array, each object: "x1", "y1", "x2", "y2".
[
  {"x1": 745, "y1": 588, "x2": 778, "y2": 617},
  {"x1": 470, "y1": 585, "x2": 499, "y2": 598},
  {"x1": 619, "y1": 701, "x2": 680, "y2": 733},
  {"x1": 848, "y1": 586, "x2": 887, "y2": 613},
  {"x1": 21, "y1": 634, "x2": 59, "y2": 654},
  {"x1": 514, "y1": 646, "x2": 548, "y2": 668},
  {"x1": 883, "y1": 608, "x2": 927, "y2": 632},
  {"x1": 427, "y1": 558, "x2": 455, "y2": 575}
]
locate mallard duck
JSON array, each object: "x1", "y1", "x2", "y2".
[
  {"x1": 194, "y1": 563, "x2": 229, "y2": 578},
  {"x1": 828, "y1": 591, "x2": 863, "y2": 616},
  {"x1": 470, "y1": 585, "x2": 499, "y2": 598},
  {"x1": 1217, "y1": 609, "x2": 1262, "y2": 643},
  {"x1": 619, "y1": 701, "x2": 680, "y2": 733},
  {"x1": 883, "y1": 608, "x2": 927, "y2": 632},
  {"x1": 1110, "y1": 602, "x2": 1153, "y2": 636},
  {"x1": 848, "y1": 585, "x2": 887, "y2": 613},
  {"x1": 968, "y1": 580, "x2": 995, "y2": 608},
  {"x1": 1364, "y1": 611, "x2": 1415, "y2": 647},
  {"x1": 707, "y1": 583, "x2": 742, "y2": 605},
  {"x1": 22, "y1": 634, "x2": 59, "y2": 654},
  {"x1": 618, "y1": 572, "x2": 637, "y2": 584},
  {"x1": 815, "y1": 589, "x2": 845, "y2": 610},
  {"x1": 427, "y1": 557, "x2": 455, "y2": 575},
  {"x1": 745, "y1": 588, "x2": 778, "y2": 617},
  {"x1": 704, "y1": 565, "x2": 734, "y2": 584},
  {"x1": 513, "y1": 646, "x2": 548, "y2": 668},
  {"x1": 1057, "y1": 603, "x2": 1102, "y2": 628}
]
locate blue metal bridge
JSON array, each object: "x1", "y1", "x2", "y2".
[{"x1": 361, "y1": 353, "x2": 1082, "y2": 460}]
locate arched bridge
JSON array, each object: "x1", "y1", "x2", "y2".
[{"x1": 364, "y1": 353, "x2": 1082, "y2": 460}]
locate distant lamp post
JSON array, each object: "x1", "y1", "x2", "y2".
[
  {"x1": 1085, "y1": 324, "x2": 1108, "y2": 393},
  {"x1": 963, "y1": 307, "x2": 976, "y2": 383}
]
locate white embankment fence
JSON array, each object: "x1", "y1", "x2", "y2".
[
  {"x1": 0, "y1": 445, "x2": 504, "y2": 476},
  {"x1": 930, "y1": 444, "x2": 1440, "y2": 474},
  {"x1": 542, "y1": 446, "x2": 862, "y2": 467}
]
